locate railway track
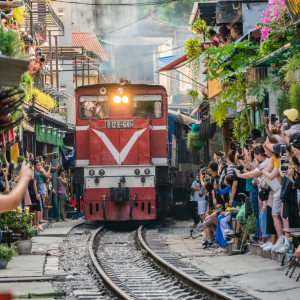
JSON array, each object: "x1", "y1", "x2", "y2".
[{"x1": 89, "y1": 225, "x2": 255, "y2": 300}]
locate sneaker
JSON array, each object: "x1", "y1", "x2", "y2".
[
  {"x1": 202, "y1": 239, "x2": 208, "y2": 246},
  {"x1": 276, "y1": 244, "x2": 292, "y2": 254},
  {"x1": 263, "y1": 243, "x2": 274, "y2": 251},
  {"x1": 272, "y1": 235, "x2": 285, "y2": 252},
  {"x1": 190, "y1": 223, "x2": 197, "y2": 227},
  {"x1": 260, "y1": 241, "x2": 272, "y2": 249},
  {"x1": 249, "y1": 238, "x2": 259, "y2": 245},
  {"x1": 203, "y1": 242, "x2": 214, "y2": 249}
]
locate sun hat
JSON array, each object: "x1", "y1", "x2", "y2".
[
  {"x1": 284, "y1": 109, "x2": 299, "y2": 122},
  {"x1": 273, "y1": 143, "x2": 281, "y2": 155}
]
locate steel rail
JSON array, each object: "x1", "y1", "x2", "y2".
[
  {"x1": 88, "y1": 226, "x2": 133, "y2": 300},
  {"x1": 137, "y1": 225, "x2": 236, "y2": 300}
]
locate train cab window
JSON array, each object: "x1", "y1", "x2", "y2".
[
  {"x1": 132, "y1": 95, "x2": 162, "y2": 118},
  {"x1": 79, "y1": 96, "x2": 110, "y2": 119}
]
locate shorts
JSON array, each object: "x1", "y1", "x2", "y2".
[
  {"x1": 30, "y1": 193, "x2": 43, "y2": 212},
  {"x1": 268, "y1": 189, "x2": 281, "y2": 215},
  {"x1": 266, "y1": 205, "x2": 276, "y2": 235},
  {"x1": 40, "y1": 183, "x2": 46, "y2": 195},
  {"x1": 203, "y1": 216, "x2": 215, "y2": 229},
  {"x1": 59, "y1": 193, "x2": 65, "y2": 200},
  {"x1": 197, "y1": 201, "x2": 206, "y2": 215}
]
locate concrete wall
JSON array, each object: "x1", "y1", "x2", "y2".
[{"x1": 71, "y1": 0, "x2": 138, "y2": 36}]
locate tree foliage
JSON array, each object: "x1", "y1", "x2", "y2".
[{"x1": 137, "y1": 0, "x2": 198, "y2": 26}]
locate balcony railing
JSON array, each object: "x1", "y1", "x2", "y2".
[
  {"x1": 23, "y1": 0, "x2": 64, "y2": 35},
  {"x1": 33, "y1": 71, "x2": 44, "y2": 91}
]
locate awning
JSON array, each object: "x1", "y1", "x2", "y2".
[
  {"x1": 157, "y1": 53, "x2": 188, "y2": 71},
  {"x1": 253, "y1": 43, "x2": 293, "y2": 68}
]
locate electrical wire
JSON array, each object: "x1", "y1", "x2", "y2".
[
  {"x1": 56, "y1": 2, "x2": 175, "y2": 46},
  {"x1": 49, "y1": 0, "x2": 177, "y2": 6}
]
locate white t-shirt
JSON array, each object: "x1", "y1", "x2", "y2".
[
  {"x1": 254, "y1": 157, "x2": 271, "y2": 172},
  {"x1": 255, "y1": 157, "x2": 280, "y2": 191},
  {"x1": 197, "y1": 187, "x2": 206, "y2": 202},
  {"x1": 29, "y1": 47, "x2": 35, "y2": 56}
]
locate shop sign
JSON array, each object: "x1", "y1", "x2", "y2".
[{"x1": 284, "y1": 0, "x2": 300, "y2": 25}]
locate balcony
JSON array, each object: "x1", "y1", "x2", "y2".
[{"x1": 23, "y1": 0, "x2": 64, "y2": 35}]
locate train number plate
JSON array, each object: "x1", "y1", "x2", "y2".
[{"x1": 105, "y1": 120, "x2": 133, "y2": 129}]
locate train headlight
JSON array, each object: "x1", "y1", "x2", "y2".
[
  {"x1": 89, "y1": 169, "x2": 95, "y2": 176},
  {"x1": 114, "y1": 96, "x2": 121, "y2": 103},
  {"x1": 99, "y1": 169, "x2": 105, "y2": 176},
  {"x1": 100, "y1": 87, "x2": 106, "y2": 95},
  {"x1": 122, "y1": 96, "x2": 128, "y2": 103},
  {"x1": 134, "y1": 169, "x2": 140, "y2": 176},
  {"x1": 144, "y1": 168, "x2": 150, "y2": 175},
  {"x1": 118, "y1": 88, "x2": 124, "y2": 95}
]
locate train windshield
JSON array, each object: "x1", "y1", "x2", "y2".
[
  {"x1": 132, "y1": 95, "x2": 162, "y2": 118},
  {"x1": 79, "y1": 96, "x2": 110, "y2": 119}
]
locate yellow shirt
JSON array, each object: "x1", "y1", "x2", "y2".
[{"x1": 270, "y1": 156, "x2": 281, "y2": 183}]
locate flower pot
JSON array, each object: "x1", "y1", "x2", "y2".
[
  {"x1": 0, "y1": 259, "x2": 8, "y2": 269},
  {"x1": 16, "y1": 240, "x2": 32, "y2": 255}
]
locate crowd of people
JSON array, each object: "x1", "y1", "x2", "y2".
[
  {"x1": 1, "y1": 1, "x2": 48, "y2": 75},
  {"x1": 0, "y1": 150, "x2": 68, "y2": 231},
  {"x1": 203, "y1": 25, "x2": 243, "y2": 50},
  {"x1": 189, "y1": 108, "x2": 300, "y2": 258}
]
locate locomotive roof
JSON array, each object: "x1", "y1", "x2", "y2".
[{"x1": 76, "y1": 83, "x2": 167, "y2": 92}]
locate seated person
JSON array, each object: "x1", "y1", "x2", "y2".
[{"x1": 230, "y1": 26, "x2": 243, "y2": 42}]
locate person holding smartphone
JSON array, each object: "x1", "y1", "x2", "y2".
[{"x1": 0, "y1": 164, "x2": 9, "y2": 195}]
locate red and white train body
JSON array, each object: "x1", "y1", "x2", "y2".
[{"x1": 75, "y1": 84, "x2": 168, "y2": 221}]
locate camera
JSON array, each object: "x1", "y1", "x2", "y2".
[
  {"x1": 292, "y1": 139, "x2": 300, "y2": 149},
  {"x1": 245, "y1": 138, "x2": 252, "y2": 144},
  {"x1": 271, "y1": 114, "x2": 278, "y2": 124},
  {"x1": 263, "y1": 108, "x2": 269, "y2": 117},
  {"x1": 215, "y1": 151, "x2": 223, "y2": 157},
  {"x1": 220, "y1": 159, "x2": 227, "y2": 164},
  {"x1": 53, "y1": 154, "x2": 58, "y2": 159},
  {"x1": 272, "y1": 129, "x2": 281, "y2": 134},
  {"x1": 204, "y1": 178, "x2": 210, "y2": 183}
]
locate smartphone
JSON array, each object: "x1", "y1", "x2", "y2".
[
  {"x1": 215, "y1": 178, "x2": 219, "y2": 185},
  {"x1": 281, "y1": 145, "x2": 286, "y2": 156},
  {"x1": 16, "y1": 1, "x2": 25, "y2": 6},
  {"x1": 263, "y1": 108, "x2": 269, "y2": 117},
  {"x1": 238, "y1": 147, "x2": 242, "y2": 155},
  {"x1": 245, "y1": 139, "x2": 252, "y2": 144},
  {"x1": 237, "y1": 155, "x2": 244, "y2": 160},
  {"x1": 271, "y1": 114, "x2": 278, "y2": 124}
]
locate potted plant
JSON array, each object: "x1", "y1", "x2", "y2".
[
  {"x1": 0, "y1": 245, "x2": 17, "y2": 269},
  {"x1": 16, "y1": 213, "x2": 35, "y2": 255}
]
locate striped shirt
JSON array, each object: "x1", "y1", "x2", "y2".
[{"x1": 275, "y1": 125, "x2": 300, "y2": 144}]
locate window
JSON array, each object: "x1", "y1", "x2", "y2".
[
  {"x1": 132, "y1": 95, "x2": 163, "y2": 118},
  {"x1": 79, "y1": 96, "x2": 110, "y2": 119}
]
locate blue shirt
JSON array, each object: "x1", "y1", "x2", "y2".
[
  {"x1": 246, "y1": 179, "x2": 254, "y2": 192},
  {"x1": 34, "y1": 171, "x2": 42, "y2": 195},
  {"x1": 215, "y1": 186, "x2": 232, "y2": 198}
]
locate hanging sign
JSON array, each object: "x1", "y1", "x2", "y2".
[{"x1": 284, "y1": 0, "x2": 300, "y2": 25}]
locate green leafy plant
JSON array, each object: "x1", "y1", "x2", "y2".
[
  {"x1": 0, "y1": 26, "x2": 24, "y2": 58},
  {"x1": 289, "y1": 82, "x2": 300, "y2": 110},
  {"x1": 19, "y1": 213, "x2": 35, "y2": 240},
  {"x1": 242, "y1": 214, "x2": 256, "y2": 242},
  {"x1": 33, "y1": 89, "x2": 57, "y2": 110},
  {"x1": 0, "y1": 245, "x2": 17, "y2": 262},
  {"x1": 20, "y1": 72, "x2": 34, "y2": 104},
  {"x1": 276, "y1": 93, "x2": 290, "y2": 120},
  {"x1": 233, "y1": 111, "x2": 251, "y2": 144},
  {"x1": 281, "y1": 53, "x2": 300, "y2": 84},
  {"x1": 184, "y1": 19, "x2": 208, "y2": 103},
  {"x1": 186, "y1": 132, "x2": 204, "y2": 153}
]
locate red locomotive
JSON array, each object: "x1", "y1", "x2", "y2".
[{"x1": 75, "y1": 83, "x2": 199, "y2": 221}]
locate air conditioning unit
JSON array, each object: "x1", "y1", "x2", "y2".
[{"x1": 58, "y1": 9, "x2": 65, "y2": 17}]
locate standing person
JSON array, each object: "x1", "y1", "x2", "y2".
[
  {"x1": 58, "y1": 169, "x2": 67, "y2": 221},
  {"x1": 189, "y1": 173, "x2": 199, "y2": 227},
  {"x1": 208, "y1": 162, "x2": 224, "y2": 208},
  {"x1": 194, "y1": 176, "x2": 206, "y2": 228},
  {"x1": 30, "y1": 160, "x2": 44, "y2": 231}
]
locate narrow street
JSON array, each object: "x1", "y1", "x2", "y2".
[{"x1": 1, "y1": 0, "x2": 300, "y2": 299}]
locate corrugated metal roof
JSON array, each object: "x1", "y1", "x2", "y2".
[{"x1": 72, "y1": 32, "x2": 108, "y2": 62}]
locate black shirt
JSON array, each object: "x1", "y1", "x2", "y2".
[
  {"x1": 214, "y1": 175, "x2": 225, "y2": 207},
  {"x1": 0, "y1": 182, "x2": 6, "y2": 193},
  {"x1": 232, "y1": 165, "x2": 248, "y2": 202}
]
